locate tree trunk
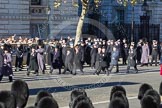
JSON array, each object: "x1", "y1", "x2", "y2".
[{"x1": 74, "y1": 0, "x2": 88, "y2": 46}]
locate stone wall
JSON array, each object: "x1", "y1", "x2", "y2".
[{"x1": 0, "y1": 0, "x2": 30, "y2": 37}]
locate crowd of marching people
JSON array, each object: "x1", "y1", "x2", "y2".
[
  {"x1": 0, "y1": 79, "x2": 162, "y2": 108},
  {"x1": 0, "y1": 36, "x2": 161, "y2": 82}
]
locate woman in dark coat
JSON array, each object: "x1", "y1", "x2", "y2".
[
  {"x1": 0, "y1": 48, "x2": 13, "y2": 82},
  {"x1": 27, "y1": 47, "x2": 38, "y2": 76},
  {"x1": 126, "y1": 45, "x2": 138, "y2": 73},
  {"x1": 50, "y1": 46, "x2": 62, "y2": 74}
]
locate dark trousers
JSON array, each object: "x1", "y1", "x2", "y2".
[
  {"x1": 63, "y1": 63, "x2": 73, "y2": 74},
  {"x1": 15, "y1": 57, "x2": 23, "y2": 69},
  {"x1": 0, "y1": 75, "x2": 13, "y2": 82},
  {"x1": 127, "y1": 65, "x2": 138, "y2": 73},
  {"x1": 151, "y1": 55, "x2": 158, "y2": 66},
  {"x1": 50, "y1": 63, "x2": 61, "y2": 74},
  {"x1": 95, "y1": 66, "x2": 108, "y2": 74},
  {"x1": 122, "y1": 56, "x2": 127, "y2": 65},
  {"x1": 73, "y1": 63, "x2": 83, "y2": 74},
  {"x1": 109, "y1": 64, "x2": 119, "y2": 73}
]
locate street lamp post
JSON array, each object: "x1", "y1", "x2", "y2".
[
  {"x1": 46, "y1": 4, "x2": 51, "y2": 42},
  {"x1": 131, "y1": 5, "x2": 134, "y2": 42},
  {"x1": 117, "y1": 0, "x2": 143, "y2": 42}
]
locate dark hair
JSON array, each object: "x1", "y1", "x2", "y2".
[
  {"x1": 141, "y1": 95, "x2": 158, "y2": 108},
  {"x1": 70, "y1": 95, "x2": 94, "y2": 108},
  {"x1": 74, "y1": 99, "x2": 94, "y2": 108},
  {"x1": 138, "y1": 83, "x2": 153, "y2": 100},
  {"x1": 11, "y1": 79, "x2": 29, "y2": 108},
  {"x1": 111, "y1": 91, "x2": 129, "y2": 108},
  {"x1": 110, "y1": 86, "x2": 126, "y2": 101},
  {"x1": 109, "y1": 97, "x2": 127, "y2": 108},
  {"x1": 0, "y1": 91, "x2": 16, "y2": 108},
  {"x1": 0, "y1": 102, "x2": 5, "y2": 108},
  {"x1": 159, "y1": 81, "x2": 162, "y2": 95},
  {"x1": 143, "y1": 89, "x2": 160, "y2": 107},
  {"x1": 70, "y1": 89, "x2": 87, "y2": 102},
  {"x1": 35, "y1": 91, "x2": 53, "y2": 106},
  {"x1": 37, "y1": 97, "x2": 59, "y2": 108}
]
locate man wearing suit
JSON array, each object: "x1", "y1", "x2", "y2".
[
  {"x1": 62, "y1": 48, "x2": 74, "y2": 74},
  {"x1": 15, "y1": 43, "x2": 24, "y2": 71},
  {"x1": 73, "y1": 45, "x2": 84, "y2": 75},
  {"x1": 50, "y1": 46, "x2": 62, "y2": 74}
]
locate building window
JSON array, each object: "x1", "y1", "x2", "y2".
[
  {"x1": 116, "y1": 9, "x2": 124, "y2": 24},
  {"x1": 31, "y1": 0, "x2": 41, "y2": 5}
]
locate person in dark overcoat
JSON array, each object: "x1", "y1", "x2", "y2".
[
  {"x1": 136, "y1": 42, "x2": 142, "y2": 64},
  {"x1": 90, "y1": 44, "x2": 97, "y2": 69},
  {"x1": 50, "y1": 46, "x2": 62, "y2": 74},
  {"x1": 0, "y1": 45, "x2": 4, "y2": 78},
  {"x1": 106, "y1": 41, "x2": 111, "y2": 68},
  {"x1": 15, "y1": 43, "x2": 24, "y2": 71},
  {"x1": 84, "y1": 41, "x2": 91, "y2": 65},
  {"x1": 108, "y1": 46, "x2": 119, "y2": 73},
  {"x1": 27, "y1": 46, "x2": 38, "y2": 76},
  {"x1": 126, "y1": 45, "x2": 138, "y2": 73},
  {"x1": 150, "y1": 40, "x2": 158, "y2": 66},
  {"x1": 62, "y1": 48, "x2": 74, "y2": 74},
  {"x1": 73, "y1": 45, "x2": 84, "y2": 75},
  {"x1": 79, "y1": 42, "x2": 85, "y2": 67},
  {"x1": 94, "y1": 46, "x2": 108, "y2": 75},
  {"x1": 61, "y1": 43, "x2": 67, "y2": 66},
  {"x1": 122, "y1": 43, "x2": 129, "y2": 65},
  {"x1": 46, "y1": 43, "x2": 53, "y2": 66},
  {"x1": 26, "y1": 43, "x2": 32, "y2": 71},
  {"x1": 0, "y1": 48, "x2": 13, "y2": 82}
]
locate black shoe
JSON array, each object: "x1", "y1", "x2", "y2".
[
  {"x1": 26, "y1": 72, "x2": 30, "y2": 76},
  {"x1": 62, "y1": 71, "x2": 66, "y2": 74},
  {"x1": 73, "y1": 73, "x2": 76, "y2": 75},
  {"x1": 9, "y1": 76, "x2": 13, "y2": 82},
  {"x1": 115, "y1": 71, "x2": 119, "y2": 73},
  {"x1": 135, "y1": 69, "x2": 138, "y2": 73},
  {"x1": 96, "y1": 72, "x2": 99, "y2": 76}
]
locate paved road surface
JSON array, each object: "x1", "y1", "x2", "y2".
[{"x1": 0, "y1": 64, "x2": 161, "y2": 108}]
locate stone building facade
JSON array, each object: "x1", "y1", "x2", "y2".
[{"x1": 0, "y1": 0, "x2": 162, "y2": 41}]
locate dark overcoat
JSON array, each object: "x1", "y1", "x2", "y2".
[
  {"x1": 0, "y1": 48, "x2": 4, "y2": 68},
  {"x1": 51, "y1": 51, "x2": 61, "y2": 69},
  {"x1": 127, "y1": 49, "x2": 136, "y2": 67},
  {"x1": 90, "y1": 48, "x2": 97, "y2": 64},
  {"x1": 73, "y1": 51, "x2": 82, "y2": 69},
  {"x1": 28, "y1": 52, "x2": 38, "y2": 71}
]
